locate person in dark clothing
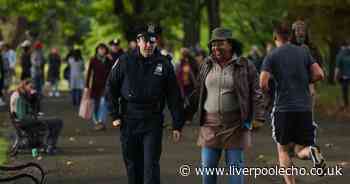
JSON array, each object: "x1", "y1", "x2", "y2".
[
  {"x1": 20, "y1": 41, "x2": 32, "y2": 80},
  {"x1": 31, "y1": 41, "x2": 46, "y2": 95},
  {"x1": 334, "y1": 40, "x2": 350, "y2": 109},
  {"x1": 47, "y1": 48, "x2": 62, "y2": 97},
  {"x1": 106, "y1": 24, "x2": 185, "y2": 184},
  {"x1": 86, "y1": 43, "x2": 114, "y2": 131},
  {"x1": 176, "y1": 47, "x2": 199, "y2": 124},
  {"x1": 260, "y1": 22, "x2": 326, "y2": 183},
  {"x1": 10, "y1": 80, "x2": 63, "y2": 155},
  {"x1": 108, "y1": 39, "x2": 125, "y2": 62},
  {"x1": 247, "y1": 45, "x2": 264, "y2": 73}
]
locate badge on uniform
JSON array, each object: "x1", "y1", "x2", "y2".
[{"x1": 153, "y1": 63, "x2": 163, "y2": 76}]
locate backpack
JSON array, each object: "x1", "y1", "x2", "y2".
[{"x1": 64, "y1": 65, "x2": 70, "y2": 80}]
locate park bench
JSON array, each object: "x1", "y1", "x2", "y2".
[{"x1": 0, "y1": 162, "x2": 46, "y2": 184}]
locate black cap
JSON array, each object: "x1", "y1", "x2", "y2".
[
  {"x1": 136, "y1": 24, "x2": 160, "y2": 43},
  {"x1": 109, "y1": 39, "x2": 120, "y2": 46}
]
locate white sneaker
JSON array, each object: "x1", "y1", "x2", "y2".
[
  {"x1": 49, "y1": 92, "x2": 53, "y2": 97},
  {"x1": 54, "y1": 91, "x2": 60, "y2": 97},
  {"x1": 310, "y1": 146, "x2": 326, "y2": 176}
]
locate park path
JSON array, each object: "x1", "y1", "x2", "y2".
[{"x1": 0, "y1": 93, "x2": 349, "y2": 183}]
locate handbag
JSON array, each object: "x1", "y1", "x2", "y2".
[{"x1": 79, "y1": 88, "x2": 93, "y2": 120}]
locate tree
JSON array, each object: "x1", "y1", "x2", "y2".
[
  {"x1": 207, "y1": 0, "x2": 220, "y2": 34},
  {"x1": 221, "y1": 0, "x2": 287, "y2": 50},
  {"x1": 0, "y1": 0, "x2": 91, "y2": 48},
  {"x1": 181, "y1": 0, "x2": 205, "y2": 48}
]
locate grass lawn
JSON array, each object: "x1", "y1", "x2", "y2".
[{"x1": 0, "y1": 138, "x2": 8, "y2": 164}]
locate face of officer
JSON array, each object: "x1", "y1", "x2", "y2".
[
  {"x1": 137, "y1": 36, "x2": 157, "y2": 58},
  {"x1": 111, "y1": 45, "x2": 120, "y2": 53},
  {"x1": 211, "y1": 40, "x2": 233, "y2": 62}
]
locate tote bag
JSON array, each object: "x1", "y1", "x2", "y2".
[{"x1": 79, "y1": 88, "x2": 93, "y2": 120}]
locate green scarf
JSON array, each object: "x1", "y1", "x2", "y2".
[{"x1": 97, "y1": 54, "x2": 107, "y2": 64}]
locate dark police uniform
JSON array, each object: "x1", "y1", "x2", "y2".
[
  {"x1": 109, "y1": 39, "x2": 125, "y2": 63},
  {"x1": 106, "y1": 47, "x2": 184, "y2": 184}
]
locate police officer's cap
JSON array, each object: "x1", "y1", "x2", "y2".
[
  {"x1": 136, "y1": 24, "x2": 161, "y2": 43},
  {"x1": 109, "y1": 39, "x2": 120, "y2": 46}
]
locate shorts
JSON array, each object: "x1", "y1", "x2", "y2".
[{"x1": 271, "y1": 111, "x2": 317, "y2": 146}]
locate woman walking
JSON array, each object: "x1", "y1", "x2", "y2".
[
  {"x1": 68, "y1": 49, "x2": 85, "y2": 106},
  {"x1": 188, "y1": 28, "x2": 265, "y2": 184},
  {"x1": 86, "y1": 43, "x2": 114, "y2": 131}
]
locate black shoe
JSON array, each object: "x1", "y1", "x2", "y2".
[{"x1": 310, "y1": 146, "x2": 326, "y2": 176}]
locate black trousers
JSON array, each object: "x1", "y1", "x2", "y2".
[
  {"x1": 340, "y1": 79, "x2": 350, "y2": 107},
  {"x1": 21, "y1": 116, "x2": 63, "y2": 147},
  {"x1": 0, "y1": 78, "x2": 3, "y2": 98},
  {"x1": 120, "y1": 120, "x2": 163, "y2": 184}
]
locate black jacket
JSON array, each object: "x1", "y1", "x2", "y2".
[{"x1": 106, "y1": 49, "x2": 185, "y2": 131}]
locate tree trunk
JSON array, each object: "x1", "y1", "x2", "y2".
[
  {"x1": 11, "y1": 16, "x2": 28, "y2": 48},
  {"x1": 206, "y1": 0, "x2": 220, "y2": 35},
  {"x1": 182, "y1": 0, "x2": 201, "y2": 48},
  {"x1": 113, "y1": 0, "x2": 147, "y2": 41}
]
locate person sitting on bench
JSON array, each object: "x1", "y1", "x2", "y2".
[{"x1": 10, "y1": 79, "x2": 63, "y2": 155}]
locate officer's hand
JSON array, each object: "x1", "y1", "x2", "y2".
[
  {"x1": 112, "y1": 119, "x2": 121, "y2": 128},
  {"x1": 172, "y1": 130, "x2": 181, "y2": 143}
]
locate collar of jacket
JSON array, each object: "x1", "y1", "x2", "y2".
[
  {"x1": 135, "y1": 48, "x2": 163, "y2": 61},
  {"x1": 205, "y1": 54, "x2": 244, "y2": 67}
]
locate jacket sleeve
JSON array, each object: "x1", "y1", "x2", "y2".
[
  {"x1": 247, "y1": 61, "x2": 265, "y2": 121},
  {"x1": 165, "y1": 60, "x2": 185, "y2": 131},
  {"x1": 106, "y1": 59, "x2": 123, "y2": 121}
]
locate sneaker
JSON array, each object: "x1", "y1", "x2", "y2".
[
  {"x1": 48, "y1": 92, "x2": 53, "y2": 97},
  {"x1": 54, "y1": 91, "x2": 60, "y2": 97},
  {"x1": 93, "y1": 124, "x2": 106, "y2": 131},
  {"x1": 310, "y1": 146, "x2": 326, "y2": 176}
]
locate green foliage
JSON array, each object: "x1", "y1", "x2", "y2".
[
  {"x1": 83, "y1": 18, "x2": 123, "y2": 58},
  {"x1": 221, "y1": 0, "x2": 288, "y2": 51},
  {"x1": 1, "y1": 0, "x2": 349, "y2": 61},
  {"x1": 0, "y1": 138, "x2": 8, "y2": 164}
]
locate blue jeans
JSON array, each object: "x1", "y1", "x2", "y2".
[
  {"x1": 201, "y1": 147, "x2": 244, "y2": 184},
  {"x1": 33, "y1": 75, "x2": 43, "y2": 95},
  {"x1": 71, "y1": 89, "x2": 82, "y2": 106},
  {"x1": 92, "y1": 96, "x2": 108, "y2": 124}
]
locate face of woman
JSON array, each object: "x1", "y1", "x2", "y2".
[
  {"x1": 24, "y1": 82, "x2": 34, "y2": 92},
  {"x1": 211, "y1": 40, "x2": 232, "y2": 61},
  {"x1": 98, "y1": 47, "x2": 107, "y2": 56}
]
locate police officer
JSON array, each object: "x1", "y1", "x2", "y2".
[
  {"x1": 108, "y1": 38, "x2": 125, "y2": 63},
  {"x1": 106, "y1": 24, "x2": 185, "y2": 184}
]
